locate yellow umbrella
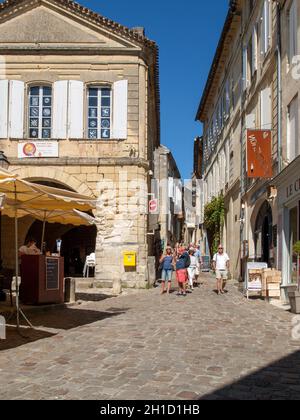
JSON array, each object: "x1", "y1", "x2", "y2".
[{"x1": 0, "y1": 168, "x2": 96, "y2": 330}]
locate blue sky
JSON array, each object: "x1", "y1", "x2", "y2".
[{"x1": 82, "y1": 0, "x2": 229, "y2": 178}]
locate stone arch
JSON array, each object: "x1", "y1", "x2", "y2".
[{"x1": 11, "y1": 166, "x2": 95, "y2": 198}]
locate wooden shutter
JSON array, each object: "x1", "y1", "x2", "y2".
[
  {"x1": 113, "y1": 80, "x2": 128, "y2": 140},
  {"x1": 0, "y1": 80, "x2": 9, "y2": 139},
  {"x1": 252, "y1": 25, "x2": 258, "y2": 74},
  {"x1": 260, "y1": 86, "x2": 272, "y2": 130},
  {"x1": 53, "y1": 80, "x2": 68, "y2": 139},
  {"x1": 68, "y1": 81, "x2": 84, "y2": 139},
  {"x1": 243, "y1": 47, "x2": 248, "y2": 91},
  {"x1": 9, "y1": 80, "x2": 24, "y2": 139}
]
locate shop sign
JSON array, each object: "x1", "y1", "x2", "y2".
[
  {"x1": 0, "y1": 316, "x2": 5, "y2": 340},
  {"x1": 286, "y1": 177, "x2": 300, "y2": 200},
  {"x1": 247, "y1": 130, "x2": 273, "y2": 178},
  {"x1": 245, "y1": 262, "x2": 268, "y2": 292},
  {"x1": 18, "y1": 141, "x2": 59, "y2": 159}
]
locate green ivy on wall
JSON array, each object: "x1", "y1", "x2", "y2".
[{"x1": 204, "y1": 195, "x2": 225, "y2": 256}]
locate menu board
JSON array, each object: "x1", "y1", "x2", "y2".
[
  {"x1": 201, "y1": 256, "x2": 211, "y2": 272},
  {"x1": 46, "y1": 258, "x2": 59, "y2": 290}
]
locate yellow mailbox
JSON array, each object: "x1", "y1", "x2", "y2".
[{"x1": 123, "y1": 251, "x2": 136, "y2": 267}]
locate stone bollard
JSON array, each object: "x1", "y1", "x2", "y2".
[
  {"x1": 64, "y1": 278, "x2": 76, "y2": 303},
  {"x1": 113, "y1": 278, "x2": 122, "y2": 295}
]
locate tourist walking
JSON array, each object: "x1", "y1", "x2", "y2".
[
  {"x1": 187, "y1": 248, "x2": 198, "y2": 291},
  {"x1": 175, "y1": 247, "x2": 190, "y2": 297},
  {"x1": 194, "y1": 245, "x2": 203, "y2": 285},
  {"x1": 212, "y1": 245, "x2": 230, "y2": 295},
  {"x1": 159, "y1": 247, "x2": 174, "y2": 295}
]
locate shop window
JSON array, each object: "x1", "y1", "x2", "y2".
[{"x1": 28, "y1": 86, "x2": 52, "y2": 139}]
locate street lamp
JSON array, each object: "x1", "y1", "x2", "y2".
[{"x1": 0, "y1": 151, "x2": 9, "y2": 270}]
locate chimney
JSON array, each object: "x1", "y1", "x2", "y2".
[{"x1": 132, "y1": 27, "x2": 145, "y2": 37}]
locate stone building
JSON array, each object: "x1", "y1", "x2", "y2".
[
  {"x1": 196, "y1": 0, "x2": 282, "y2": 281},
  {"x1": 152, "y1": 145, "x2": 183, "y2": 254},
  {"x1": 0, "y1": 0, "x2": 160, "y2": 289},
  {"x1": 273, "y1": 0, "x2": 300, "y2": 298}
]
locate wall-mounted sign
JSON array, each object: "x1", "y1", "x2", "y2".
[
  {"x1": 247, "y1": 130, "x2": 273, "y2": 178},
  {"x1": 18, "y1": 141, "x2": 58, "y2": 159},
  {"x1": 149, "y1": 199, "x2": 159, "y2": 214}
]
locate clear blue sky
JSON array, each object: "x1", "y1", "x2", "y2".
[{"x1": 82, "y1": 0, "x2": 229, "y2": 179}]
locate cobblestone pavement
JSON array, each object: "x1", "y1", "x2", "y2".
[{"x1": 1, "y1": 274, "x2": 300, "y2": 400}]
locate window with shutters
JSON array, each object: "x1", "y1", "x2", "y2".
[
  {"x1": 288, "y1": 0, "x2": 298, "y2": 67},
  {"x1": 287, "y1": 96, "x2": 299, "y2": 162},
  {"x1": 28, "y1": 85, "x2": 52, "y2": 139},
  {"x1": 87, "y1": 86, "x2": 112, "y2": 140}
]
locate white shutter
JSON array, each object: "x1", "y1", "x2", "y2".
[
  {"x1": 289, "y1": 0, "x2": 298, "y2": 63},
  {"x1": 246, "y1": 113, "x2": 256, "y2": 129},
  {"x1": 113, "y1": 80, "x2": 128, "y2": 140},
  {"x1": 262, "y1": 0, "x2": 270, "y2": 55},
  {"x1": 68, "y1": 81, "x2": 84, "y2": 139},
  {"x1": 168, "y1": 177, "x2": 174, "y2": 199},
  {"x1": 287, "y1": 97, "x2": 298, "y2": 162},
  {"x1": 260, "y1": 86, "x2": 272, "y2": 130},
  {"x1": 243, "y1": 47, "x2": 248, "y2": 91},
  {"x1": 9, "y1": 80, "x2": 24, "y2": 139},
  {"x1": 53, "y1": 80, "x2": 68, "y2": 139},
  {"x1": 252, "y1": 25, "x2": 258, "y2": 74},
  {"x1": 0, "y1": 80, "x2": 9, "y2": 139},
  {"x1": 174, "y1": 180, "x2": 182, "y2": 214}
]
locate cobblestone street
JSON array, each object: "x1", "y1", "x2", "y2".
[{"x1": 1, "y1": 274, "x2": 300, "y2": 400}]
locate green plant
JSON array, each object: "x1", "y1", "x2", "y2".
[
  {"x1": 293, "y1": 241, "x2": 300, "y2": 291},
  {"x1": 204, "y1": 195, "x2": 225, "y2": 256}
]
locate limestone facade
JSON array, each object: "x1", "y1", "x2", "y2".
[{"x1": 0, "y1": 0, "x2": 160, "y2": 288}]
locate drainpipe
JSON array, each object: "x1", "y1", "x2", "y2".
[{"x1": 276, "y1": 2, "x2": 282, "y2": 174}]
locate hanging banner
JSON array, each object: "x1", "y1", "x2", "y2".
[
  {"x1": 18, "y1": 141, "x2": 59, "y2": 159},
  {"x1": 247, "y1": 130, "x2": 273, "y2": 178}
]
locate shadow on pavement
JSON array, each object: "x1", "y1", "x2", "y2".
[
  {"x1": 0, "y1": 327, "x2": 55, "y2": 351},
  {"x1": 23, "y1": 307, "x2": 129, "y2": 331},
  {"x1": 199, "y1": 350, "x2": 300, "y2": 400},
  {"x1": 76, "y1": 292, "x2": 114, "y2": 302}
]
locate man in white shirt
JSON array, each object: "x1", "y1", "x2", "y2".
[
  {"x1": 213, "y1": 245, "x2": 230, "y2": 295},
  {"x1": 19, "y1": 238, "x2": 41, "y2": 257}
]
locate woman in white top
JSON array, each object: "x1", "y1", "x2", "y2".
[{"x1": 187, "y1": 249, "x2": 199, "y2": 291}]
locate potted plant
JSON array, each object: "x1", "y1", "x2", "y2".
[{"x1": 289, "y1": 241, "x2": 300, "y2": 314}]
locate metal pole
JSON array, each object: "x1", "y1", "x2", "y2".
[
  {"x1": 14, "y1": 200, "x2": 20, "y2": 329},
  {"x1": 41, "y1": 213, "x2": 46, "y2": 252}
]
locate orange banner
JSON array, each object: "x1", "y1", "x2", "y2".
[{"x1": 247, "y1": 130, "x2": 273, "y2": 178}]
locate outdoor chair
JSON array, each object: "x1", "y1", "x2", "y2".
[
  {"x1": 83, "y1": 253, "x2": 96, "y2": 278},
  {"x1": 0, "y1": 269, "x2": 14, "y2": 307}
]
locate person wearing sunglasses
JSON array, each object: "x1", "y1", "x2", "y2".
[{"x1": 212, "y1": 245, "x2": 230, "y2": 295}]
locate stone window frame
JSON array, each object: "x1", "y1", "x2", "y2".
[
  {"x1": 85, "y1": 82, "x2": 113, "y2": 141},
  {"x1": 26, "y1": 81, "x2": 53, "y2": 140}
]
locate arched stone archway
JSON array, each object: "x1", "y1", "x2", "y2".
[
  {"x1": 254, "y1": 201, "x2": 273, "y2": 265},
  {"x1": 10, "y1": 166, "x2": 95, "y2": 198}
]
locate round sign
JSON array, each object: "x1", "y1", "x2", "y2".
[{"x1": 149, "y1": 199, "x2": 158, "y2": 213}]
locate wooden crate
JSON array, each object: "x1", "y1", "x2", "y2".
[
  {"x1": 267, "y1": 283, "x2": 281, "y2": 291},
  {"x1": 268, "y1": 290, "x2": 281, "y2": 298}
]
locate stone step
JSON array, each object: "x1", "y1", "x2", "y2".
[{"x1": 74, "y1": 278, "x2": 114, "y2": 290}]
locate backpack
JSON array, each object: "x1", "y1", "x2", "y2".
[{"x1": 184, "y1": 254, "x2": 191, "y2": 268}]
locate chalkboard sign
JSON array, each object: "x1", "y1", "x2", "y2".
[
  {"x1": 201, "y1": 256, "x2": 211, "y2": 272},
  {"x1": 46, "y1": 258, "x2": 59, "y2": 290}
]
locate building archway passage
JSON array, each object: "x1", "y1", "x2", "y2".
[
  {"x1": 24, "y1": 179, "x2": 96, "y2": 277},
  {"x1": 26, "y1": 221, "x2": 97, "y2": 277},
  {"x1": 254, "y1": 201, "x2": 273, "y2": 266}
]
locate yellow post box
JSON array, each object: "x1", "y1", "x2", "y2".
[{"x1": 123, "y1": 251, "x2": 136, "y2": 267}]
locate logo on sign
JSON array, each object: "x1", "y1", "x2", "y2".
[
  {"x1": 0, "y1": 316, "x2": 5, "y2": 340},
  {"x1": 149, "y1": 199, "x2": 158, "y2": 214}
]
